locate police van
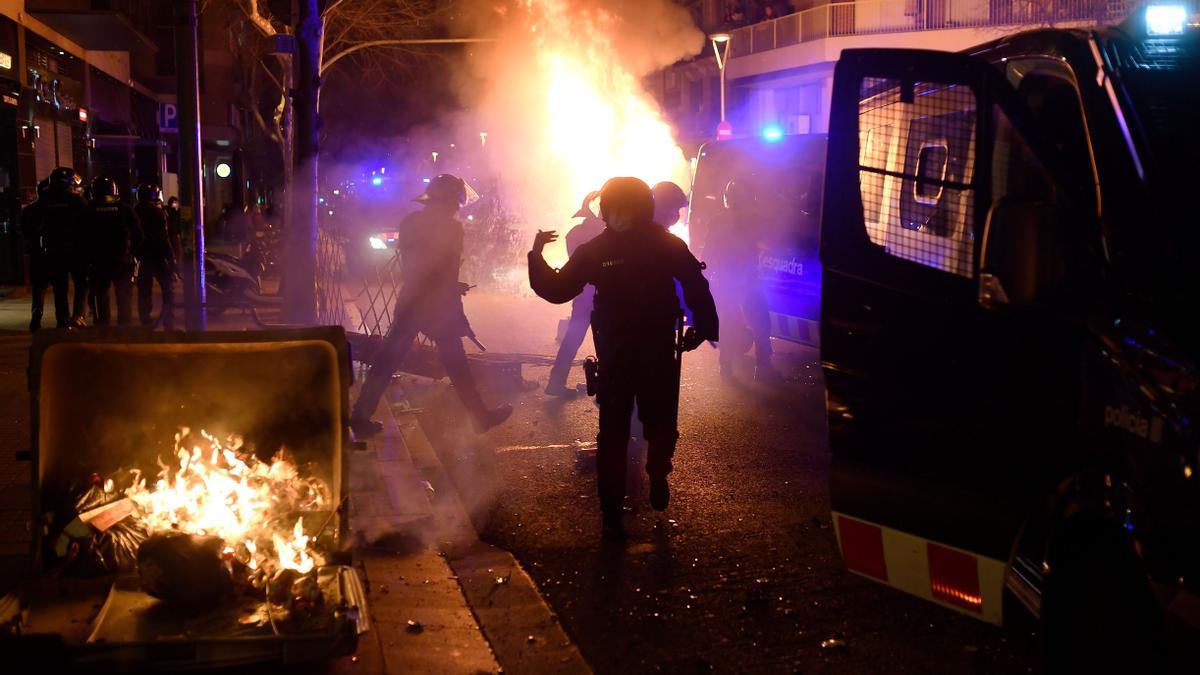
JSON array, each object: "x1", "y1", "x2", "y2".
[
  {"x1": 688, "y1": 134, "x2": 826, "y2": 345},
  {"x1": 820, "y1": 4, "x2": 1199, "y2": 669}
]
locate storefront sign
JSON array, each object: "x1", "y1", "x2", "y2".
[
  {"x1": 28, "y1": 67, "x2": 81, "y2": 112},
  {"x1": 0, "y1": 51, "x2": 12, "y2": 70},
  {"x1": 1, "y1": 94, "x2": 15, "y2": 107}
]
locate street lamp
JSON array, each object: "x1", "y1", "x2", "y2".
[{"x1": 710, "y1": 33, "x2": 731, "y2": 138}]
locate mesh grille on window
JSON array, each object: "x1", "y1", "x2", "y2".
[{"x1": 857, "y1": 77, "x2": 977, "y2": 277}]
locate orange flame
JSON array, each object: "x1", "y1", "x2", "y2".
[
  {"x1": 124, "y1": 428, "x2": 329, "y2": 574},
  {"x1": 478, "y1": 0, "x2": 698, "y2": 262}
]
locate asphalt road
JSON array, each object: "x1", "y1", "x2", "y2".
[{"x1": 411, "y1": 292, "x2": 1041, "y2": 674}]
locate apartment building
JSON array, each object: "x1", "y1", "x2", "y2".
[{"x1": 654, "y1": 0, "x2": 1135, "y2": 149}]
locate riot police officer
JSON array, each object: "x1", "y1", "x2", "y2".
[
  {"x1": 38, "y1": 168, "x2": 89, "y2": 328},
  {"x1": 86, "y1": 177, "x2": 142, "y2": 326},
  {"x1": 545, "y1": 191, "x2": 604, "y2": 397},
  {"x1": 529, "y1": 177, "x2": 718, "y2": 539},
  {"x1": 350, "y1": 174, "x2": 513, "y2": 438},
  {"x1": 651, "y1": 181, "x2": 689, "y2": 231},
  {"x1": 134, "y1": 184, "x2": 178, "y2": 330},
  {"x1": 20, "y1": 179, "x2": 51, "y2": 331},
  {"x1": 702, "y1": 179, "x2": 780, "y2": 382}
]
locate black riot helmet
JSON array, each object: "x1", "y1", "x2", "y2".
[
  {"x1": 91, "y1": 176, "x2": 120, "y2": 203},
  {"x1": 723, "y1": 178, "x2": 755, "y2": 211},
  {"x1": 651, "y1": 181, "x2": 689, "y2": 228},
  {"x1": 598, "y1": 177, "x2": 654, "y2": 231},
  {"x1": 137, "y1": 183, "x2": 163, "y2": 204},
  {"x1": 49, "y1": 167, "x2": 83, "y2": 195},
  {"x1": 415, "y1": 174, "x2": 475, "y2": 207},
  {"x1": 572, "y1": 190, "x2": 601, "y2": 219}
]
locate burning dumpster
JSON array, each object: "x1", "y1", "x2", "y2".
[{"x1": 0, "y1": 328, "x2": 368, "y2": 670}]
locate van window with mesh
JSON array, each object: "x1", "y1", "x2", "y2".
[{"x1": 858, "y1": 78, "x2": 977, "y2": 277}]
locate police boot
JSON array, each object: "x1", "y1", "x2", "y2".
[
  {"x1": 349, "y1": 416, "x2": 384, "y2": 439},
  {"x1": 754, "y1": 363, "x2": 784, "y2": 384},
  {"x1": 601, "y1": 511, "x2": 626, "y2": 542},
  {"x1": 545, "y1": 364, "x2": 576, "y2": 398},
  {"x1": 649, "y1": 475, "x2": 670, "y2": 511},
  {"x1": 544, "y1": 382, "x2": 577, "y2": 398},
  {"x1": 471, "y1": 404, "x2": 513, "y2": 433}
]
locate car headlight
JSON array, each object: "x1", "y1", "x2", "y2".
[{"x1": 368, "y1": 236, "x2": 387, "y2": 250}]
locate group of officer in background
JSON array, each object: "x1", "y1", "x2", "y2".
[{"x1": 19, "y1": 166, "x2": 180, "y2": 331}]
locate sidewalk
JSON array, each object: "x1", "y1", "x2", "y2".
[{"x1": 0, "y1": 295, "x2": 586, "y2": 673}]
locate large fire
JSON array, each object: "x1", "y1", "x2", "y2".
[
  {"x1": 123, "y1": 428, "x2": 329, "y2": 574},
  {"x1": 472, "y1": 0, "x2": 701, "y2": 261},
  {"x1": 533, "y1": 0, "x2": 690, "y2": 199}
]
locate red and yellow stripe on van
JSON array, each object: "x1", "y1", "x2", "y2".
[{"x1": 833, "y1": 512, "x2": 1007, "y2": 624}]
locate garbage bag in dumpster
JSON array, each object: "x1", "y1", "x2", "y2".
[{"x1": 0, "y1": 328, "x2": 368, "y2": 671}]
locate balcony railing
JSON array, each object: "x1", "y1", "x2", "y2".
[{"x1": 728, "y1": 0, "x2": 1135, "y2": 57}]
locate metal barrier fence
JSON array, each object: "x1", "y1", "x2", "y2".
[
  {"x1": 729, "y1": 0, "x2": 1135, "y2": 56},
  {"x1": 351, "y1": 253, "x2": 402, "y2": 338},
  {"x1": 314, "y1": 226, "x2": 352, "y2": 330}
]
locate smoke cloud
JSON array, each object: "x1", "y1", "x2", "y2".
[{"x1": 449, "y1": 0, "x2": 704, "y2": 238}]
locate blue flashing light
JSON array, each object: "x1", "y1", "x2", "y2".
[
  {"x1": 761, "y1": 124, "x2": 784, "y2": 142},
  {"x1": 371, "y1": 176, "x2": 383, "y2": 186},
  {"x1": 318, "y1": 197, "x2": 325, "y2": 204}
]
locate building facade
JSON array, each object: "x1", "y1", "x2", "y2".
[
  {"x1": 0, "y1": 0, "x2": 259, "y2": 285},
  {"x1": 654, "y1": 0, "x2": 1138, "y2": 148}
]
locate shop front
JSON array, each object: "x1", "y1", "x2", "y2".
[
  {"x1": 1, "y1": 16, "x2": 21, "y2": 284},
  {"x1": 24, "y1": 30, "x2": 86, "y2": 185}
]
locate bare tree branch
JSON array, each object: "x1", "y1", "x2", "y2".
[
  {"x1": 232, "y1": 0, "x2": 279, "y2": 35},
  {"x1": 321, "y1": 37, "x2": 492, "y2": 74}
]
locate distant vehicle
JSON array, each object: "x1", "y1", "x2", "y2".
[
  {"x1": 822, "y1": 6, "x2": 1199, "y2": 670},
  {"x1": 688, "y1": 134, "x2": 826, "y2": 345}
]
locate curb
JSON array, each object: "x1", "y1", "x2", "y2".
[{"x1": 385, "y1": 380, "x2": 591, "y2": 674}]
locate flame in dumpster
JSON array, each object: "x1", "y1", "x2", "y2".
[
  {"x1": 124, "y1": 428, "x2": 329, "y2": 574},
  {"x1": 470, "y1": 0, "x2": 701, "y2": 261}
]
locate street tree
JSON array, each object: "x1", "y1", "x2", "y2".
[{"x1": 230, "y1": 0, "x2": 450, "y2": 323}]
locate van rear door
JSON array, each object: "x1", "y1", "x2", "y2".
[{"x1": 820, "y1": 48, "x2": 1086, "y2": 623}]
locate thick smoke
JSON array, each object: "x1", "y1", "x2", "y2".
[{"x1": 449, "y1": 0, "x2": 704, "y2": 240}]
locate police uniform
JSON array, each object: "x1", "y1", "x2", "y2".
[
  {"x1": 546, "y1": 212, "x2": 605, "y2": 393},
  {"x1": 38, "y1": 190, "x2": 90, "y2": 327},
  {"x1": 135, "y1": 201, "x2": 178, "y2": 330},
  {"x1": 86, "y1": 199, "x2": 143, "y2": 326},
  {"x1": 19, "y1": 197, "x2": 49, "y2": 331},
  {"x1": 352, "y1": 196, "x2": 509, "y2": 433},
  {"x1": 529, "y1": 218, "x2": 718, "y2": 524},
  {"x1": 702, "y1": 209, "x2": 773, "y2": 376}
]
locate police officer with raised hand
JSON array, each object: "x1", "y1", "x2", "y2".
[
  {"x1": 529, "y1": 177, "x2": 718, "y2": 541},
  {"x1": 545, "y1": 191, "x2": 605, "y2": 397},
  {"x1": 38, "y1": 168, "x2": 90, "y2": 328},
  {"x1": 86, "y1": 177, "x2": 143, "y2": 326},
  {"x1": 350, "y1": 174, "x2": 513, "y2": 438},
  {"x1": 134, "y1": 184, "x2": 178, "y2": 330}
]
